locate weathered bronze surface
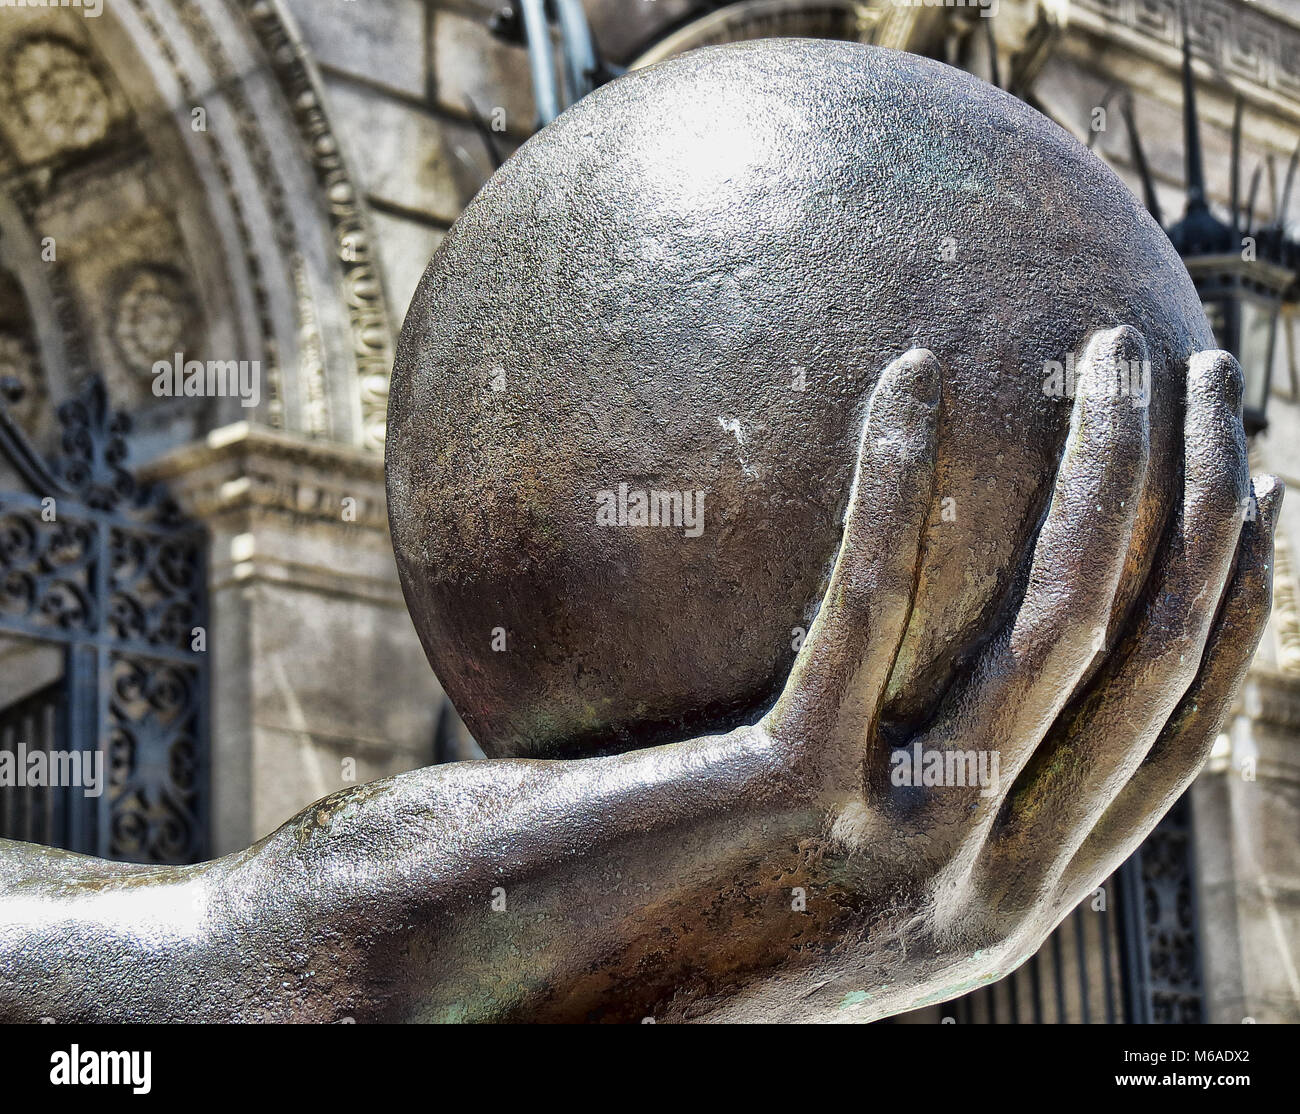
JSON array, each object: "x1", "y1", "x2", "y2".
[
  {"x1": 388, "y1": 38, "x2": 1211, "y2": 760},
  {"x1": 0, "y1": 39, "x2": 1277, "y2": 1023}
]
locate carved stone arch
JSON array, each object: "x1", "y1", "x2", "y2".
[
  {"x1": 0, "y1": 0, "x2": 396, "y2": 453},
  {"x1": 0, "y1": 6, "x2": 224, "y2": 451},
  {"x1": 233, "y1": 0, "x2": 398, "y2": 450},
  {"x1": 88, "y1": 0, "x2": 394, "y2": 447},
  {"x1": 0, "y1": 186, "x2": 81, "y2": 451},
  {"x1": 0, "y1": 263, "x2": 45, "y2": 440}
]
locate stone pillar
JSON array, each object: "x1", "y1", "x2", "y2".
[
  {"x1": 141, "y1": 424, "x2": 446, "y2": 854},
  {"x1": 1193, "y1": 671, "x2": 1300, "y2": 1023}
]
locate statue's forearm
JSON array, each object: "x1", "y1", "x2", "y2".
[
  {"x1": 330, "y1": 726, "x2": 821, "y2": 1022},
  {"x1": 0, "y1": 726, "x2": 828, "y2": 1022}
]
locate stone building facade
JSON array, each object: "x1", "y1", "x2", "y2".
[{"x1": 0, "y1": 0, "x2": 1297, "y2": 1022}]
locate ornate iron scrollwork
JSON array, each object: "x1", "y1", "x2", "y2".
[
  {"x1": 0, "y1": 376, "x2": 208, "y2": 864},
  {"x1": 1118, "y1": 795, "x2": 1206, "y2": 1023}
]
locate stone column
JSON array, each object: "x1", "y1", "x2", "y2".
[
  {"x1": 142, "y1": 424, "x2": 447, "y2": 854},
  {"x1": 1193, "y1": 671, "x2": 1300, "y2": 1023}
]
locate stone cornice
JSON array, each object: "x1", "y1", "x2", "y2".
[
  {"x1": 138, "y1": 422, "x2": 389, "y2": 532},
  {"x1": 1245, "y1": 668, "x2": 1300, "y2": 731},
  {"x1": 1061, "y1": 0, "x2": 1300, "y2": 121}
]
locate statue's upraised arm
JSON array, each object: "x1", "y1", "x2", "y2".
[{"x1": 0, "y1": 332, "x2": 1275, "y2": 1022}]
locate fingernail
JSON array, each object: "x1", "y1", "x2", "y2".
[
  {"x1": 1254, "y1": 474, "x2": 1285, "y2": 528},
  {"x1": 1081, "y1": 326, "x2": 1147, "y2": 403},
  {"x1": 893, "y1": 348, "x2": 941, "y2": 406},
  {"x1": 1190, "y1": 350, "x2": 1244, "y2": 418},
  {"x1": 1094, "y1": 325, "x2": 1146, "y2": 361}
]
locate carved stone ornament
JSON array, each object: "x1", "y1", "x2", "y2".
[
  {"x1": 110, "y1": 265, "x2": 199, "y2": 381},
  {"x1": 7, "y1": 35, "x2": 112, "y2": 154}
]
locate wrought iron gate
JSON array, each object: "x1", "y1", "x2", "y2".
[{"x1": 0, "y1": 376, "x2": 209, "y2": 863}]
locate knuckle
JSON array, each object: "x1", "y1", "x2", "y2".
[
  {"x1": 1189, "y1": 349, "x2": 1244, "y2": 410},
  {"x1": 1104, "y1": 323, "x2": 1148, "y2": 356},
  {"x1": 1085, "y1": 325, "x2": 1149, "y2": 383}
]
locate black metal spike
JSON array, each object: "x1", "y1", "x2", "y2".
[
  {"x1": 1180, "y1": 3, "x2": 1207, "y2": 210},
  {"x1": 1230, "y1": 95, "x2": 1243, "y2": 236},
  {"x1": 1244, "y1": 164, "x2": 1262, "y2": 234},
  {"x1": 1087, "y1": 86, "x2": 1121, "y2": 151},
  {"x1": 983, "y1": 15, "x2": 1001, "y2": 90},
  {"x1": 1120, "y1": 93, "x2": 1165, "y2": 226},
  {"x1": 463, "y1": 96, "x2": 506, "y2": 171},
  {"x1": 1280, "y1": 138, "x2": 1300, "y2": 226}
]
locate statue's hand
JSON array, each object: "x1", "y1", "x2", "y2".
[
  {"x1": 759, "y1": 327, "x2": 1278, "y2": 1010},
  {"x1": 0, "y1": 333, "x2": 1273, "y2": 1024}
]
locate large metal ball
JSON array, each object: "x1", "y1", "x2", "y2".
[{"x1": 387, "y1": 39, "x2": 1208, "y2": 759}]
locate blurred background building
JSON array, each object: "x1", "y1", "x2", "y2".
[{"x1": 0, "y1": 0, "x2": 1297, "y2": 1022}]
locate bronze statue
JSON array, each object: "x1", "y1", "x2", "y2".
[{"x1": 0, "y1": 40, "x2": 1277, "y2": 1023}]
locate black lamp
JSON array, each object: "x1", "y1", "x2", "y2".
[{"x1": 1158, "y1": 10, "x2": 1297, "y2": 435}]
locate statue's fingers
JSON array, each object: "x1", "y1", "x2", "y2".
[
  {"x1": 1054, "y1": 475, "x2": 1278, "y2": 905},
  {"x1": 991, "y1": 351, "x2": 1251, "y2": 881},
  {"x1": 764, "y1": 349, "x2": 940, "y2": 788},
  {"x1": 903, "y1": 326, "x2": 1150, "y2": 814}
]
